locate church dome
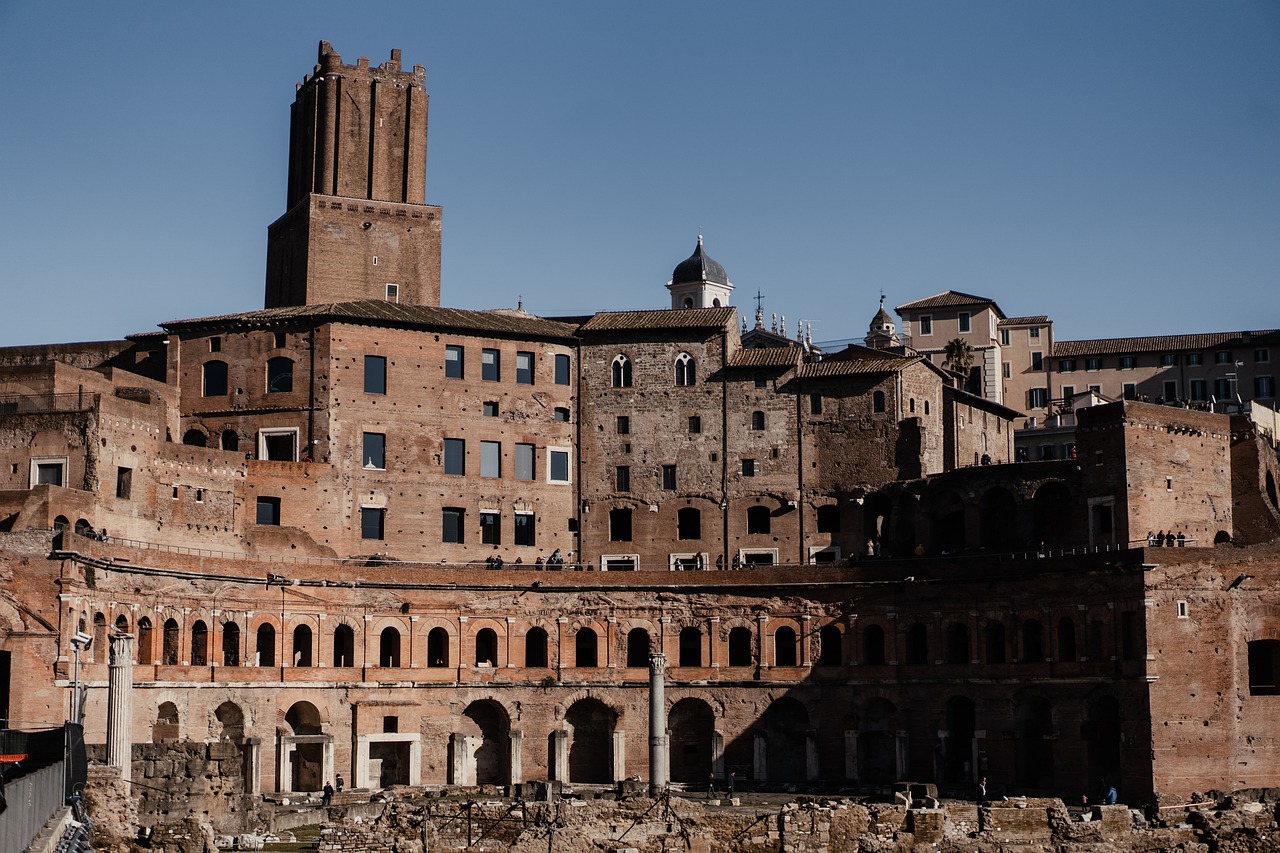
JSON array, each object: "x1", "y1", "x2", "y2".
[
  {"x1": 671, "y1": 236, "x2": 729, "y2": 286},
  {"x1": 870, "y1": 303, "x2": 895, "y2": 333}
]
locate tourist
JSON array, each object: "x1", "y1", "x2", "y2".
[
  {"x1": 335, "y1": 773, "x2": 344, "y2": 792},
  {"x1": 322, "y1": 781, "x2": 334, "y2": 806}
]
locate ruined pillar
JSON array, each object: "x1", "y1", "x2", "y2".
[
  {"x1": 805, "y1": 730, "x2": 820, "y2": 780},
  {"x1": 648, "y1": 652, "x2": 668, "y2": 795},
  {"x1": 550, "y1": 729, "x2": 568, "y2": 781},
  {"x1": 106, "y1": 633, "x2": 134, "y2": 781},
  {"x1": 449, "y1": 733, "x2": 476, "y2": 785},
  {"x1": 245, "y1": 737, "x2": 262, "y2": 796},
  {"x1": 845, "y1": 730, "x2": 859, "y2": 782},
  {"x1": 509, "y1": 730, "x2": 523, "y2": 785},
  {"x1": 611, "y1": 730, "x2": 626, "y2": 782},
  {"x1": 754, "y1": 732, "x2": 768, "y2": 782},
  {"x1": 712, "y1": 730, "x2": 725, "y2": 777},
  {"x1": 895, "y1": 730, "x2": 909, "y2": 781}
]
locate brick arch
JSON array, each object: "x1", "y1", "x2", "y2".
[
  {"x1": 275, "y1": 694, "x2": 333, "y2": 733},
  {"x1": 415, "y1": 615, "x2": 458, "y2": 635},
  {"x1": 450, "y1": 693, "x2": 522, "y2": 726},
  {"x1": 464, "y1": 617, "x2": 508, "y2": 637},
  {"x1": 367, "y1": 615, "x2": 411, "y2": 637},
  {"x1": 553, "y1": 691, "x2": 627, "y2": 726},
  {"x1": 670, "y1": 615, "x2": 705, "y2": 632},
  {"x1": 717, "y1": 616, "x2": 755, "y2": 641},
  {"x1": 568, "y1": 617, "x2": 606, "y2": 636},
  {"x1": 665, "y1": 689, "x2": 726, "y2": 718}
]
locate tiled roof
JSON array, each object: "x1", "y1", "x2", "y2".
[
  {"x1": 578, "y1": 307, "x2": 736, "y2": 333},
  {"x1": 895, "y1": 290, "x2": 1004, "y2": 318},
  {"x1": 999, "y1": 316, "x2": 1049, "y2": 326},
  {"x1": 163, "y1": 301, "x2": 580, "y2": 339},
  {"x1": 1052, "y1": 330, "x2": 1280, "y2": 358},
  {"x1": 798, "y1": 356, "x2": 920, "y2": 378},
  {"x1": 946, "y1": 385, "x2": 1025, "y2": 419},
  {"x1": 728, "y1": 348, "x2": 802, "y2": 369}
]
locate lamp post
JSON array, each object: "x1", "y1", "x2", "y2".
[{"x1": 69, "y1": 631, "x2": 92, "y2": 724}]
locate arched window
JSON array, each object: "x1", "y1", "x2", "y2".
[
  {"x1": 872, "y1": 390, "x2": 886, "y2": 413},
  {"x1": 679, "y1": 627, "x2": 702, "y2": 667},
  {"x1": 220, "y1": 429, "x2": 239, "y2": 452},
  {"x1": 1022, "y1": 619, "x2": 1044, "y2": 662},
  {"x1": 677, "y1": 507, "x2": 701, "y2": 540},
  {"x1": 818, "y1": 624, "x2": 842, "y2": 666},
  {"x1": 475, "y1": 628, "x2": 498, "y2": 666},
  {"x1": 863, "y1": 624, "x2": 886, "y2": 665},
  {"x1": 182, "y1": 429, "x2": 207, "y2": 447},
  {"x1": 162, "y1": 618, "x2": 179, "y2": 666},
  {"x1": 203, "y1": 360, "x2": 228, "y2": 397},
  {"x1": 525, "y1": 627, "x2": 548, "y2": 667},
  {"x1": 575, "y1": 628, "x2": 599, "y2": 667},
  {"x1": 774, "y1": 626, "x2": 798, "y2": 666},
  {"x1": 137, "y1": 617, "x2": 153, "y2": 665},
  {"x1": 751, "y1": 411, "x2": 765, "y2": 430},
  {"x1": 266, "y1": 357, "x2": 294, "y2": 393},
  {"x1": 428, "y1": 627, "x2": 450, "y2": 667},
  {"x1": 333, "y1": 624, "x2": 355, "y2": 668},
  {"x1": 985, "y1": 620, "x2": 1007, "y2": 663},
  {"x1": 256, "y1": 623, "x2": 275, "y2": 667},
  {"x1": 747, "y1": 505, "x2": 771, "y2": 535},
  {"x1": 221, "y1": 622, "x2": 240, "y2": 667},
  {"x1": 293, "y1": 625, "x2": 313, "y2": 667},
  {"x1": 626, "y1": 628, "x2": 650, "y2": 668},
  {"x1": 611, "y1": 354, "x2": 633, "y2": 388},
  {"x1": 728, "y1": 627, "x2": 753, "y2": 666},
  {"x1": 379, "y1": 627, "x2": 401, "y2": 667},
  {"x1": 190, "y1": 620, "x2": 208, "y2": 666},
  {"x1": 1057, "y1": 617, "x2": 1077, "y2": 662},
  {"x1": 674, "y1": 353, "x2": 696, "y2": 386},
  {"x1": 906, "y1": 622, "x2": 928, "y2": 665},
  {"x1": 944, "y1": 623, "x2": 969, "y2": 664}
]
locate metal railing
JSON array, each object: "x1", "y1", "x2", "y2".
[
  {"x1": 0, "y1": 760, "x2": 66, "y2": 853},
  {"x1": 0, "y1": 392, "x2": 98, "y2": 416}
]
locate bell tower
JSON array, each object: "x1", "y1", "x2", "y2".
[{"x1": 265, "y1": 41, "x2": 442, "y2": 308}]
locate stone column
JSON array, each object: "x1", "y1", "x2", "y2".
[
  {"x1": 611, "y1": 730, "x2": 626, "y2": 783},
  {"x1": 550, "y1": 729, "x2": 568, "y2": 781},
  {"x1": 753, "y1": 732, "x2": 768, "y2": 782},
  {"x1": 844, "y1": 730, "x2": 859, "y2": 782},
  {"x1": 509, "y1": 730, "x2": 523, "y2": 785},
  {"x1": 449, "y1": 733, "x2": 476, "y2": 785},
  {"x1": 895, "y1": 730, "x2": 909, "y2": 781},
  {"x1": 648, "y1": 652, "x2": 668, "y2": 795},
  {"x1": 712, "y1": 730, "x2": 725, "y2": 777},
  {"x1": 106, "y1": 633, "x2": 134, "y2": 781},
  {"x1": 805, "y1": 730, "x2": 819, "y2": 780},
  {"x1": 245, "y1": 738, "x2": 262, "y2": 796}
]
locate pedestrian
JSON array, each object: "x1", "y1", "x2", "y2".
[
  {"x1": 1176, "y1": 531, "x2": 1186, "y2": 547},
  {"x1": 1146, "y1": 531, "x2": 1156, "y2": 546},
  {"x1": 335, "y1": 773, "x2": 344, "y2": 792},
  {"x1": 977, "y1": 776, "x2": 987, "y2": 803},
  {"x1": 727, "y1": 770, "x2": 736, "y2": 798},
  {"x1": 1154, "y1": 530, "x2": 1165, "y2": 547},
  {"x1": 322, "y1": 781, "x2": 334, "y2": 806},
  {"x1": 707, "y1": 772, "x2": 717, "y2": 800}
]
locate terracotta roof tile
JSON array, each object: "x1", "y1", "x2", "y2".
[
  {"x1": 728, "y1": 349, "x2": 802, "y2": 369},
  {"x1": 578, "y1": 307, "x2": 736, "y2": 332},
  {"x1": 798, "y1": 356, "x2": 920, "y2": 378},
  {"x1": 1052, "y1": 330, "x2": 1280, "y2": 358},
  {"x1": 999, "y1": 316, "x2": 1050, "y2": 326},
  {"x1": 895, "y1": 290, "x2": 1004, "y2": 317},
  {"x1": 162, "y1": 301, "x2": 580, "y2": 339}
]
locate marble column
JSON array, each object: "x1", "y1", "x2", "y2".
[
  {"x1": 648, "y1": 652, "x2": 668, "y2": 795},
  {"x1": 106, "y1": 633, "x2": 135, "y2": 781}
]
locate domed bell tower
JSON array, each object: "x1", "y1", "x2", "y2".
[{"x1": 666, "y1": 236, "x2": 733, "y2": 309}]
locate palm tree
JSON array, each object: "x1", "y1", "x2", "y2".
[{"x1": 943, "y1": 337, "x2": 974, "y2": 377}]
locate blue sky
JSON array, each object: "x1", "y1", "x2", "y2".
[{"x1": 1, "y1": 1, "x2": 1276, "y2": 348}]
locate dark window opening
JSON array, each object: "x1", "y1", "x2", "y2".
[{"x1": 364, "y1": 355, "x2": 387, "y2": 393}]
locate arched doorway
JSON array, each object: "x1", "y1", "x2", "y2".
[
  {"x1": 944, "y1": 696, "x2": 976, "y2": 784},
  {"x1": 333, "y1": 624, "x2": 355, "y2": 668},
  {"x1": 1085, "y1": 693, "x2": 1122, "y2": 795},
  {"x1": 979, "y1": 488, "x2": 1018, "y2": 551},
  {"x1": 669, "y1": 698, "x2": 715, "y2": 784},
  {"x1": 1032, "y1": 482, "x2": 1073, "y2": 548},
  {"x1": 1013, "y1": 694, "x2": 1054, "y2": 791},
  {"x1": 626, "y1": 628, "x2": 650, "y2": 668},
  {"x1": 461, "y1": 700, "x2": 510, "y2": 786},
  {"x1": 215, "y1": 701, "x2": 245, "y2": 742},
  {"x1": 760, "y1": 697, "x2": 808, "y2": 782},
  {"x1": 284, "y1": 701, "x2": 324, "y2": 792},
  {"x1": 930, "y1": 490, "x2": 966, "y2": 553},
  {"x1": 565, "y1": 698, "x2": 615, "y2": 783},
  {"x1": 859, "y1": 698, "x2": 898, "y2": 784}
]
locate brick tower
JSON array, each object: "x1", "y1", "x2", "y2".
[{"x1": 265, "y1": 41, "x2": 442, "y2": 308}]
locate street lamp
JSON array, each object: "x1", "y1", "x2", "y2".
[{"x1": 69, "y1": 631, "x2": 92, "y2": 724}]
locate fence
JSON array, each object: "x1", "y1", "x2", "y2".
[
  {"x1": 0, "y1": 760, "x2": 66, "y2": 853},
  {"x1": 0, "y1": 392, "x2": 98, "y2": 416}
]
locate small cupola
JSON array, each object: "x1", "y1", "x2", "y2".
[
  {"x1": 865, "y1": 294, "x2": 900, "y2": 349},
  {"x1": 666, "y1": 236, "x2": 733, "y2": 309}
]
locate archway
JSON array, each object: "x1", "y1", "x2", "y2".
[
  {"x1": 333, "y1": 624, "x2": 355, "y2": 668},
  {"x1": 565, "y1": 698, "x2": 616, "y2": 783},
  {"x1": 524, "y1": 627, "x2": 548, "y2": 667},
  {"x1": 154, "y1": 701, "x2": 179, "y2": 742},
  {"x1": 190, "y1": 620, "x2": 208, "y2": 666},
  {"x1": 293, "y1": 625, "x2": 313, "y2": 667},
  {"x1": 462, "y1": 700, "x2": 510, "y2": 785},
  {"x1": 475, "y1": 628, "x2": 498, "y2": 667},
  {"x1": 162, "y1": 618, "x2": 179, "y2": 665},
  {"x1": 1032, "y1": 482, "x2": 1074, "y2": 548},
  {"x1": 728, "y1": 627, "x2": 753, "y2": 667},
  {"x1": 626, "y1": 628, "x2": 650, "y2": 668},
  {"x1": 221, "y1": 622, "x2": 240, "y2": 667},
  {"x1": 774, "y1": 626, "x2": 797, "y2": 667},
  {"x1": 256, "y1": 623, "x2": 275, "y2": 666},
  {"x1": 930, "y1": 490, "x2": 966, "y2": 553},
  {"x1": 379, "y1": 627, "x2": 401, "y2": 667},
  {"x1": 285, "y1": 701, "x2": 324, "y2": 792},
  {"x1": 1013, "y1": 694, "x2": 1054, "y2": 791},
  {"x1": 1085, "y1": 693, "x2": 1122, "y2": 795},
  {"x1": 944, "y1": 696, "x2": 976, "y2": 784},
  {"x1": 760, "y1": 697, "x2": 808, "y2": 782},
  {"x1": 679, "y1": 627, "x2": 702, "y2": 667},
  {"x1": 858, "y1": 698, "x2": 898, "y2": 784},
  {"x1": 428, "y1": 627, "x2": 449, "y2": 667},
  {"x1": 669, "y1": 698, "x2": 715, "y2": 784},
  {"x1": 215, "y1": 701, "x2": 245, "y2": 742},
  {"x1": 979, "y1": 488, "x2": 1019, "y2": 550}
]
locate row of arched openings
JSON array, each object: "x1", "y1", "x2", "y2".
[
  {"x1": 202, "y1": 357, "x2": 293, "y2": 397},
  {"x1": 861, "y1": 617, "x2": 1093, "y2": 666},
  {"x1": 611, "y1": 353, "x2": 696, "y2": 388}
]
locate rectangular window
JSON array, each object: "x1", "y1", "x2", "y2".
[
  {"x1": 662, "y1": 464, "x2": 677, "y2": 490},
  {"x1": 442, "y1": 508, "x2": 465, "y2": 543},
  {"x1": 482, "y1": 348, "x2": 500, "y2": 381},
  {"x1": 445, "y1": 345, "x2": 464, "y2": 378},
  {"x1": 1059, "y1": 359, "x2": 1075, "y2": 372},
  {"x1": 1163, "y1": 380, "x2": 1178, "y2": 400},
  {"x1": 1187, "y1": 352, "x2": 1203, "y2": 366},
  {"x1": 1031, "y1": 352, "x2": 1043, "y2": 371},
  {"x1": 480, "y1": 441, "x2": 501, "y2": 478},
  {"x1": 1161, "y1": 353, "x2": 1177, "y2": 366},
  {"x1": 754, "y1": 372, "x2": 768, "y2": 389},
  {"x1": 516, "y1": 351, "x2": 534, "y2": 385},
  {"x1": 810, "y1": 395, "x2": 823, "y2": 415},
  {"x1": 1029, "y1": 327, "x2": 1041, "y2": 340},
  {"x1": 1061, "y1": 385, "x2": 1075, "y2": 400},
  {"x1": 1190, "y1": 379, "x2": 1206, "y2": 401},
  {"x1": 742, "y1": 458, "x2": 756, "y2": 477},
  {"x1": 958, "y1": 312, "x2": 971, "y2": 333},
  {"x1": 616, "y1": 465, "x2": 630, "y2": 492},
  {"x1": 480, "y1": 511, "x2": 500, "y2": 545},
  {"x1": 554, "y1": 353, "x2": 571, "y2": 385},
  {"x1": 209, "y1": 337, "x2": 221, "y2": 353},
  {"x1": 1256, "y1": 349, "x2": 1271, "y2": 364},
  {"x1": 115, "y1": 467, "x2": 132, "y2": 500},
  {"x1": 616, "y1": 415, "x2": 630, "y2": 435},
  {"x1": 483, "y1": 401, "x2": 499, "y2": 417},
  {"x1": 1028, "y1": 387, "x2": 1048, "y2": 408},
  {"x1": 1215, "y1": 351, "x2": 1232, "y2": 365},
  {"x1": 385, "y1": 283, "x2": 399, "y2": 303},
  {"x1": 548, "y1": 449, "x2": 570, "y2": 483},
  {"x1": 919, "y1": 315, "x2": 933, "y2": 336},
  {"x1": 362, "y1": 432, "x2": 386, "y2": 469},
  {"x1": 1215, "y1": 378, "x2": 1231, "y2": 400},
  {"x1": 1000, "y1": 329, "x2": 1010, "y2": 346},
  {"x1": 514, "y1": 512, "x2": 535, "y2": 546},
  {"x1": 1120, "y1": 356, "x2": 1136, "y2": 370},
  {"x1": 364, "y1": 355, "x2": 387, "y2": 394},
  {"x1": 1123, "y1": 383, "x2": 1137, "y2": 400},
  {"x1": 554, "y1": 407, "x2": 570, "y2": 422},
  {"x1": 274, "y1": 331, "x2": 287, "y2": 349},
  {"x1": 515, "y1": 443, "x2": 535, "y2": 480},
  {"x1": 1002, "y1": 363, "x2": 1011, "y2": 379},
  {"x1": 1256, "y1": 376, "x2": 1275, "y2": 398},
  {"x1": 361, "y1": 506, "x2": 385, "y2": 540},
  {"x1": 1086, "y1": 357, "x2": 1102, "y2": 371},
  {"x1": 688, "y1": 414, "x2": 702, "y2": 433},
  {"x1": 443, "y1": 438, "x2": 465, "y2": 475},
  {"x1": 256, "y1": 496, "x2": 281, "y2": 525},
  {"x1": 258, "y1": 429, "x2": 298, "y2": 462},
  {"x1": 609, "y1": 508, "x2": 633, "y2": 542}
]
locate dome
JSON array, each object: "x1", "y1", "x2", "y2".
[
  {"x1": 671, "y1": 236, "x2": 729, "y2": 286},
  {"x1": 870, "y1": 303, "x2": 895, "y2": 332}
]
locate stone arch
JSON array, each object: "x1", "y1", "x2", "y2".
[
  {"x1": 181, "y1": 428, "x2": 207, "y2": 447},
  {"x1": 154, "y1": 701, "x2": 180, "y2": 742},
  {"x1": 565, "y1": 698, "x2": 617, "y2": 783},
  {"x1": 332, "y1": 622, "x2": 356, "y2": 668},
  {"x1": 626, "y1": 627, "x2": 651, "y2": 668},
  {"x1": 978, "y1": 487, "x2": 1019, "y2": 550},
  {"x1": 669, "y1": 697, "x2": 715, "y2": 784},
  {"x1": 285, "y1": 700, "x2": 324, "y2": 735},
  {"x1": 214, "y1": 700, "x2": 245, "y2": 743},
  {"x1": 460, "y1": 699, "x2": 511, "y2": 786},
  {"x1": 759, "y1": 696, "x2": 808, "y2": 782}
]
